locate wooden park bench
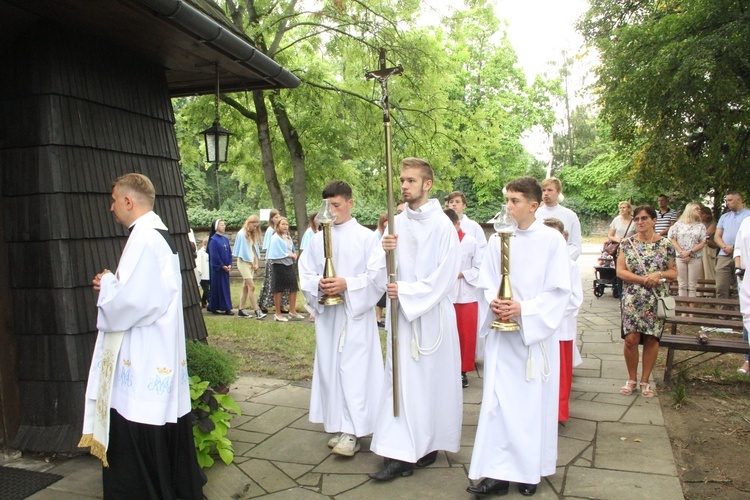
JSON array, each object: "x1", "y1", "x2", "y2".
[
  {"x1": 660, "y1": 296, "x2": 748, "y2": 382},
  {"x1": 668, "y1": 278, "x2": 736, "y2": 296}
]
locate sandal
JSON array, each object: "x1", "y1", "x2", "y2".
[
  {"x1": 620, "y1": 380, "x2": 637, "y2": 395},
  {"x1": 639, "y1": 382, "x2": 656, "y2": 398}
]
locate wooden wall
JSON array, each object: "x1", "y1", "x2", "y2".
[{"x1": 0, "y1": 20, "x2": 207, "y2": 453}]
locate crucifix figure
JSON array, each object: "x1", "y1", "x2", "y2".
[{"x1": 365, "y1": 48, "x2": 403, "y2": 417}]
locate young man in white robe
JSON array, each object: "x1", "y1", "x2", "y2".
[
  {"x1": 79, "y1": 173, "x2": 203, "y2": 499},
  {"x1": 467, "y1": 176, "x2": 571, "y2": 497},
  {"x1": 298, "y1": 180, "x2": 386, "y2": 457},
  {"x1": 542, "y1": 218, "x2": 584, "y2": 423},
  {"x1": 445, "y1": 190, "x2": 488, "y2": 362},
  {"x1": 534, "y1": 177, "x2": 582, "y2": 260},
  {"x1": 445, "y1": 208, "x2": 481, "y2": 388},
  {"x1": 368, "y1": 158, "x2": 463, "y2": 481}
]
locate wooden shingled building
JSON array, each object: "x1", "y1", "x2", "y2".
[{"x1": 0, "y1": 0, "x2": 300, "y2": 453}]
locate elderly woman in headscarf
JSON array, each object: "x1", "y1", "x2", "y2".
[{"x1": 207, "y1": 218, "x2": 233, "y2": 315}]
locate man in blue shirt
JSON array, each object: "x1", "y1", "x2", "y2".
[{"x1": 714, "y1": 191, "x2": 750, "y2": 300}]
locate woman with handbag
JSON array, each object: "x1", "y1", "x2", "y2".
[
  {"x1": 616, "y1": 205, "x2": 677, "y2": 398},
  {"x1": 607, "y1": 201, "x2": 637, "y2": 245}
]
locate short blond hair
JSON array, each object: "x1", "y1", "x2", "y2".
[
  {"x1": 400, "y1": 158, "x2": 433, "y2": 182},
  {"x1": 540, "y1": 177, "x2": 562, "y2": 193},
  {"x1": 114, "y1": 173, "x2": 155, "y2": 207}
]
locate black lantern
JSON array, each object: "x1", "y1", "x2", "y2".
[
  {"x1": 200, "y1": 120, "x2": 231, "y2": 164},
  {"x1": 199, "y1": 63, "x2": 231, "y2": 207}
]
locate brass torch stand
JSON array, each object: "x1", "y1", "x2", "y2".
[
  {"x1": 319, "y1": 221, "x2": 344, "y2": 305},
  {"x1": 490, "y1": 231, "x2": 520, "y2": 331}
]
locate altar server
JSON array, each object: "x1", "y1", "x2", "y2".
[
  {"x1": 467, "y1": 176, "x2": 571, "y2": 497},
  {"x1": 299, "y1": 180, "x2": 385, "y2": 457},
  {"x1": 369, "y1": 158, "x2": 462, "y2": 481}
]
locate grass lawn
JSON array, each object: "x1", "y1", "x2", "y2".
[
  {"x1": 203, "y1": 278, "x2": 387, "y2": 381},
  {"x1": 203, "y1": 279, "x2": 316, "y2": 381}
]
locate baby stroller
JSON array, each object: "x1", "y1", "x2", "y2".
[{"x1": 593, "y1": 261, "x2": 620, "y2": 298}]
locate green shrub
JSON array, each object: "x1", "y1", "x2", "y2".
[
  {"x1": 189, "y1": 375, "x2": 241, "y2": 468},
  {"x1": 186, "y1": 340, "x2": 238, "y2": 389}
]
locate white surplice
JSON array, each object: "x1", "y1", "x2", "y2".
[
  {"x1": 733, "y1": 217, "x2": 750, "y2": 333},
  {"x1": 83, "y1": 211, "x2": 190, "y2": 429},
  {"x1": 535, "y1": 204, "x2": 582, "y2": 260},
  {"x1": 370, "y1": 199, "x2": 463, "y2": 462},
  {"x1": 469, "y1": 220, "x2": 571, "y2": 484},
  {"x1": 299, "y1": 218, "x2": 386, "y2": 437}
]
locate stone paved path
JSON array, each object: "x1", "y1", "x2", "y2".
[{"x1": 12, "y1": 246, "x2": 685, "y2": 499}]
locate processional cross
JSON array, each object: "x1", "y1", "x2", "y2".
[{"x1": 365, "y1": 48, "x2": 403, "y2": 416}]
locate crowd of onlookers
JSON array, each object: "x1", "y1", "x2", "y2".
[{"x1": 602, "y1": 191, "x2": 750, "y2": 379}]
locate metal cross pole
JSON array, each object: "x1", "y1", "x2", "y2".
[{"x1": 365, "y1": 48, "x2": 403, "y2": 417}]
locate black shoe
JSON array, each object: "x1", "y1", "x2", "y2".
[
  {"x1": 280, "y1": 308, "x2": 290, "y2": 314},
  {"x1": 368, "y1": 459, "x2": 413, "y2": 481},
  {"x1": 238, "y1": 309, "x2": 250, "y2": 317},
  {"x1": 518, "y1": 483, "x2": 538, "y2": 496},
  {"x1": 377, "y1": 320, "x2": 386, "y2": 328},
  {"x1": 224, "y1": 310, "x2": 234, "y2": 315},
  {"x1": 415, "y1": 450, "x2": 438, "y2": 468},
  {"x1": 260, "y1": 307, "x2": 268, "y2": 314},
  {"x1": 466, "y1": 478, "x2": 510, "y2": 496},
  {"x1": 462, "y1": 372, "x2": 469, "y2": 388}
]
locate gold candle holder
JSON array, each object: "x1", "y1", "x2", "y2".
[
  {"x1": 489, "y1": 206, "x2": 520, "y2": 331},
  {"x1": 317, "y1": 200, "x2": 344, "y2": 306}
]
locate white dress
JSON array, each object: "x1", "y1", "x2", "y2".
[
  {"x1": 298, "y1": 218, "x2": 386, "y2": 437},
  {"x1": 369, "y1": 199, "x2": 463, "y2": 463},
  {"x1": 469, "y1": 220, "x2": 571, "y2": 484}
]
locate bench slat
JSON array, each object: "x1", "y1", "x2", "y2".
[{"x1": 659, "y1": 336, "x2": 749, "y2": 353}]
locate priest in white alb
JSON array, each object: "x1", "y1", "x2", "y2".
[
  {"x1": 467, "y1": 177, "x2": 571, "y2": 497},
  {"x1": 368, "y1": 158, "x2": 463, "y2": 481},
  {"x1": 79, "y1": 173, "x2": 204, "y2": 499},
  {"x1": 298, "y1": 180, "x2": 385, "y2": 457}
]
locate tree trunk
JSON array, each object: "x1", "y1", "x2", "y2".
[
  {"x1": 270, "y1": 90, "x2": 307, "y2": 239},
  {"x1": 253, "y1": 90, "x2": 286, "y2": 214}
]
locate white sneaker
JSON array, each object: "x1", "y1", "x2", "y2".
[
  {"x1": 331, "y1": 433, "x2": 360, "y2": 457},
  {"x1": 327, "y1": 433, "x2": 342, "y2": 448}
]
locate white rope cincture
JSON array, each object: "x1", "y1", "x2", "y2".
[
  {"x1": 411, "y1": 303, "x2": 444, "y2": 360},
  {"x1": 525, "y1": 342, "x2": 551, "y2": 382}
]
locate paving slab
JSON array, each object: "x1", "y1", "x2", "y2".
[
  {"x1": 621, "y1": 397, "x2": 666, "y2": 425},
  {"x1": 594, "y1": 422, "x2": 678, "y2": 476},
  {"x1": 557, "y1": 435, "x2": 591, "y2": 466},
  {"x1": 565, "y1": 466, "x2": 683, "y2": 499},
  {"x1": 232, "y1": 377, "x2": 289, "y2": 399},
  {"x1": 569, "y1": 398, "x2": 629, "y2": 422},
  {"x1": 236, "y1": 401, "x2": 275, "y2": 417},
  {"x1": 313, "y1": 450, "x2": 383, "y2": 474},
  {"x1": 203, "y1": 461, "x2": 264, "y2": 499},
  {"x1": 580, "y1": 342, "x2": 624, "y2": 355},
  {"x1": 337, "y1": 467, "x2": 471, "y2": 500},
  {"x1": 238, "y1": 459, "x2": 297, "y2": 493},
  {"x1": 252, "y1": 384, "x2": 312, "y2": 409},
  {"x1": 461, "y1": 424, "x2": 477, "y2": 446},
  {"x1": 320, "y1": 473, "x2": 370, "y2": 496},
  {"x1": 240, "y1": 406, "x2": 308, "y2": 434},
  {"x1": 246, "y1": 428, "x2": 333, "y2": 464},
  {"x1": 227, "y1": 427, "x2": 270, "y2": 445},
  {"x1": 572, "y1": 376, "x2": 625, "y2": 394},
  {"x1": 273, "y1": 461, "x2": 315, "y2": 480},
  {"x1": 558, "y1": 417, "x2": 597, "y2": 442},
  {"x1": 288, "y1": 414, "x2": 325, "y2": 432},
  {"x1": 262, "y1": 487, "x2": 329, "y2": 499}
]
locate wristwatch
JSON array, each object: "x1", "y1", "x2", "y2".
[{"x1": 736, "y1": 268, "x2": 745, "y2": 278}]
